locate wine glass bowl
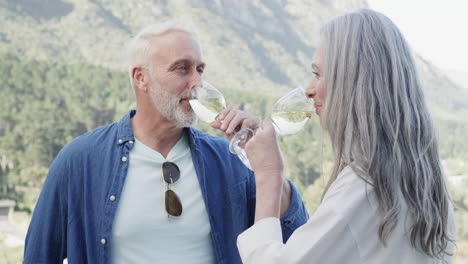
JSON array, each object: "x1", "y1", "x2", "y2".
[
  {"x1": 270, "y1": 86, "x2": 314, "y2": 135},
  {"x1": 189, "y1": 81, "x2": 226, "y2": 123}
]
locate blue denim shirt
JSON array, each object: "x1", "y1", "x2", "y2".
[{"x1": 24, "y1": 110, "x2": 309, "y2": 264}]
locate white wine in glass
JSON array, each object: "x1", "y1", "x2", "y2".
[
  {"x1": 270, "y1": 111, "x2": 313, "y2": 135},
  {"x1": 230, "y1": 86, "x2": 314, "y2": 170},
  {"x1": 189, "y1": 81, "x2": 226, "y2": 123}
]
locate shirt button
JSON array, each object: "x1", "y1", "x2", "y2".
[
  {"x1": 129, "y1": 140, "x2": 134, "y2": 144},
  {"x1": 101, "y1": 238, "x2": 107, "y2": 245},
  {"x1": 109, "y1": 195, "x2": 116, "y2": 201},
  {"x1": 118, "y1": 139, "x2": 123, "y2": 144},
  {"x1": 121, "y1": 156, "x2": 127, "y2": 162}
]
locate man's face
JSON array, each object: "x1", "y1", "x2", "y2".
[{"x1": 147, "y1": 31, "x2": 205, "y2": 127}]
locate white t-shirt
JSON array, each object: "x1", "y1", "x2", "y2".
[
  {"x1": 110, "y1": 134, "x2": 216, "y2": 264},
  {"x1": 237, "y1": 166, "x2": 456, "y2": 264}
]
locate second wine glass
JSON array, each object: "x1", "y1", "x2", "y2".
[{"x1": 229, "y1": 86, "x2": 314, "y2": 170}]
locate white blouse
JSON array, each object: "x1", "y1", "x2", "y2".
[{"x1": 237, "y1": 166, "x2": 456, "y2": 264}]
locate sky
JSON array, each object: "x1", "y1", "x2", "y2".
[{"x1": 367, "y1": 0, "x2": 468, "y2": 73}]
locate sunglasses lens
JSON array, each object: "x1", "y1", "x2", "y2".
[
  {"x1": 162, "y1": 162, "x2": 180, "y2": 184},
  {"x1": 165, "y1": 189, "x2": 183, "y2": 216}
]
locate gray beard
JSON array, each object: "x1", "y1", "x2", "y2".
[{"x1": 150, "y1": 85, "x2": 197, "y2": 127}]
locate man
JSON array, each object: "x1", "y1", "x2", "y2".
[{"x1": 24, "y1": 20, "x2": 308, "y2": 264}]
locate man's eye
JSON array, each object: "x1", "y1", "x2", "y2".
[
  {"x1": 312, "y1": 71, "x2": 320, "y2": 77},
  {"x1": 197, "y1": 67, "x2": 205, "y2": 74},
  {"x1": 178, "y1": 66, "x2": 188, "y2": 71}
]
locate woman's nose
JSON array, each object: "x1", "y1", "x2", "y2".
[{"x1": 305, "y1": 80, "x2": 315, "y2": 99}]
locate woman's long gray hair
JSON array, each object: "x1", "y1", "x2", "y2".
[{"x1": 320, "y1": 9, "x2": 454, "y2": 259}]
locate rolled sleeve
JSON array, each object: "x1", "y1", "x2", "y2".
[{"x1": 279, "y1": 179, "x2": 309, "y2": 241}]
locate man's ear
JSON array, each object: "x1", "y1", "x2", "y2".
[{"x1": 132, "y1": 67, "x2": 148, "y2": 93}]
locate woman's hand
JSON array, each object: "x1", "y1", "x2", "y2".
[
  {"x1": 245, "y1": 119, "x2": 285, "y2": 221},
  {"x1": 245, "y1": 119, "x2": 284, "y2": 179}
]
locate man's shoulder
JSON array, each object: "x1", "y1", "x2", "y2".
[
  {"x1": 189, "y1": 127, "x2": 229, "y2": 148},
  {"x1": 189, "y1": 127, "x2": 252, "y2": 179},
  {"x1": 189, "y1": 127, "x2": 242, "y2": 163},
  {"x1": 59, "y1": 122, "x2": 119, "y2": 158}
]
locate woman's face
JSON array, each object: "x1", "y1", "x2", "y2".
[{"x1": 305, "y1": 40, "x2": 326, "y2": 123}]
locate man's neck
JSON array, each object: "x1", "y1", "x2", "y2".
[{"x1": 131, "y1": 109, "x2": 185, "y2": 158}]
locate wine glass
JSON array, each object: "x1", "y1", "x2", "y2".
[
  {"x1": 189, "y1": 80, "x2": 226, "y2": 123},
  {"x1": 229, "y1": 86, "x2": 314, "y2": 170},
  {"x1": 189, "y1": 81, "x2": 255, "y2": 168}
]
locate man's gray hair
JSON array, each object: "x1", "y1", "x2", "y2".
[{"x1": 126, "y1": 20, "x2": 199, "y2": 87}]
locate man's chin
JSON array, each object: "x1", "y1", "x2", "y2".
[
  {"x1": 190, "y1": 116, "x2": 199, "y2": 127},
  {"x1": 174, "y1": 113, "x2": 197, "y2": 128}
]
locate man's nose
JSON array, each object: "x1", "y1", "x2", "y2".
[{"x1": 190, "y1": 69, "x2": 202, "y2": 89}]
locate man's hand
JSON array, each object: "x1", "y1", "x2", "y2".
[{"x1": 210, "y1": 106, "x2": 260, "y2": 140}]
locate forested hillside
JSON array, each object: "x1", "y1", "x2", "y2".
[
  {"x1": 0, "y1": 53, "x2": 131, "y2": 208},
  {"x1": 1, "y1": 0, "x2": 467, "y2": 262}
]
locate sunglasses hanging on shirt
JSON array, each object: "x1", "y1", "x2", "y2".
[{"x1": 162, "y1": 162, "x2": 183, "y2": 217}]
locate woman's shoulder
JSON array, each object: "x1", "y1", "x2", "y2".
[
  {"x1": 322, "y1": 166, "x2": 377, "y2": 215},
  {"x1": 323, "y1": 166, "x2": 367, "y2": 197}
]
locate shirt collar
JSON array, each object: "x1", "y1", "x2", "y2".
[
  {"x1": 116, "y1": 110, "x2": 136, "y2": 145},
  {"x1": 116, "y1": 110, "x2": 200, "y2": 148},
  {"x1": 185, "y1": 127, "x2": 199, "y2": 149}
]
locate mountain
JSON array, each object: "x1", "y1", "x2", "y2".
[
  {"x1": 1, "y1": 0, "x2": 467, "y2": 156},
  {"x1": 0, "y1": 0, "x2": 369, "y2": 94},
  {"x1": 1, "y1": 0, "x2": 466, "y2": 101},
  {"x1": 444, "y1": 69, "x2": 468, "y2": 90}
]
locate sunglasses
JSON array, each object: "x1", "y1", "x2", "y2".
[{"x1": 162, "y1": 162, "x2": 183, "y2": 217}]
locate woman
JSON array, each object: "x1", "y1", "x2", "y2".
[{"x1": 237, "y1": 9, "x2": 456, "y2": 264}]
